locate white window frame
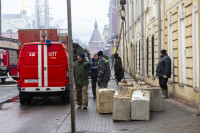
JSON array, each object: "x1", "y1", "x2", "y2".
[
  {"x1": 178, "y1": 4, "x2": 186, "y2": 85},
  {"x1": 167, "y1": 12, "x2": 173, "y2": 80},
  {"x1": 152, "y1": 0, "x2": 156, "y2": 18},
  {"x1": 144, "y1": 0, "x2": 148, "y2": 10},
  {"x1": 192, "y1": 3, "x2": 199, "y2": 91}
]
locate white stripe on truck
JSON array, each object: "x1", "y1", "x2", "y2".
[
  {"x1": 44, "y1": 44, "x2": 48, "y2": 86},
  {"x1": 38, "y1": 45, "x2": 42, "y2": 87},
  {"x1": 21, "y1": 87, "x2": 66, "y2": 92}
]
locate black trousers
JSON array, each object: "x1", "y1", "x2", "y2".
[
  {"x1": 91, "y1": 77, "x2": 97, "y2": 97},
  {"x1": 159, "y1": 77, "x2": 168, "y2": 91},
  {"x1": 116, "y1": 78, "x2": 122, "y2": 84}
]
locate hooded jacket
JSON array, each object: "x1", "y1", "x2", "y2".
[
  {"x1": 98, "y1": 55, "x2": 111, "y2": 82},
  {"x1": 114, "y1": 57, "x2": 124, "y2": 79},
  {"x1": 156, "y1": 54, "x2": 171, "y2": 78}
]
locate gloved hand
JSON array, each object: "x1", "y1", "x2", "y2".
[
  {"x1": 97, "y1": 78, "x2": 101, "y2": 82},
  {"x1": 163, "y1": 75, "x2": 167, "y2": 79}
]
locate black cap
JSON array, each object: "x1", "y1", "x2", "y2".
[
  {"x1": 114, "y1": 53, "x2": 119, "y2": 58},
  {"x1": 161, "y1": 49, "x2": 167, "y2": 55},
  {"x1": 97, "y1": 51, "x2": 103, "y2": 57},
  {"x1": 79, "y1": 53, "x2": 85, "y2": 59}
]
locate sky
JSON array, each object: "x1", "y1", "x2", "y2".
[{"x1": 2, "y1": 0, "x2": 109, "y2": 44}]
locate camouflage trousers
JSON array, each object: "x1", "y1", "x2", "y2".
[{"x1": 75, "y1": 84, "x2": 88, "y2": 106}]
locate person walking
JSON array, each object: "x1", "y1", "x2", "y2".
[
  {"x1": 156, "y1": 49, "x2": 171, "y2": 99},
  {"x1": 114, "y1": 53, "x2": 124, "y2": 84},
  {"x1": 97, "y1": 51, "x2": 111, "y2": 88},
  {"x1": 89, "y1": 53, "x2": 99, "y2": 99},
  {"x1": 74, "y1": 53, "x2": 91, "y2": 109}
]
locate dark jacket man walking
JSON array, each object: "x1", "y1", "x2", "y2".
[
  {"x1": 156, "y1": 49, "x2": 171, "y2": 99},
  {"x1": 97, "y1": 51, "x2": 111, "y2": 88},
  {"x1": 114, "y1": 53, "x2": 124, "y2": 84},
  {"x1": 89, "y1": 53, "x2": 99, "y2": 99},
  {"x1": 74, "y1": 53, "x2": 91, "y2": 109}
]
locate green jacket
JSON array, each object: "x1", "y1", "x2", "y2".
[{"x1": 74, "y1": 60, "x2": 90, "y2": 86}]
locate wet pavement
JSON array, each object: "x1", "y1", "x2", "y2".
[
  {"x1": 0, "y1": 75, "x2": 199, "y2": 133},
  {"x1": 0, "y1": 96, "x2": 70, "y2": 133}
]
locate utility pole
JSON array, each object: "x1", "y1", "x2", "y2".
[
  {"x1": 45, "y1": 0, "x2": 49, "y2": 29},
  {"x1": 198, "y1": 0, "x2": 200, "y2": 115},
  {"x1": 157, "y1": 0, "x2": 162, "y2": 59},
  {"x1": 0, "y1": 0, "x2": 2, "y2": 36},
  {"x1": 35, "y1": 0, "x2": 39, "y2": 29},
  {"x1": 67, "y1": 0, "x2": 76, "y2": 132},
  {"x1": 141, "y1": 0, "x2": 145, "y2": 81}
]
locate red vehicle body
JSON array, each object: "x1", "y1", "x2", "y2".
[
  {"x1": 0, "y1": 38, "x2": 18, "y2": 82},
  {"x1": 17, "y1": 29, "x2": 69, "y2": 104}
]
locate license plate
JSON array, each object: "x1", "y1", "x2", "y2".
[{"x1": 24, "y1": 79, "x2": 38, "y2": 83}]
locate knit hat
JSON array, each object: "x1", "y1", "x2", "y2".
[
  {"x1": 97, "y1": 51, "x2": 103, "y2": 57},
  {"x1": 114, "y1": 53, "x2": 119, "y2": 58},
  {"x1": 161, "y1": 49, "x2": 167, "y2": 54},
  {"x1": 79, "y1": 53, "x2": 85, "y2": 59}
]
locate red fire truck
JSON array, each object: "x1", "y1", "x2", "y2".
[
  {"x1": 17, "y1": 29, "x2": 70, "y2": 104},
  {"x1": 0, "y1": 38, "x2": 18, "y2": 83}
]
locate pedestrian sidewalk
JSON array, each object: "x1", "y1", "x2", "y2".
[{"x1": 57, "y1": 74, "x2": 200, "y2": 133}]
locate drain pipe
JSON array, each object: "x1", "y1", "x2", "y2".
[
  {"x1": 141, "y1": 0, "x2": 145, "y2": 81},
  {"x1": 132, "y1": 1, "x2": 135, "y2": 78},
  {"x1": 157, "y1": 0, "x2": 162, "y2": 59}
]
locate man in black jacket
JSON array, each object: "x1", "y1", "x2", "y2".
[
  {"x1": 97, "y1": 51, "x2": 111, "y2": 88},
  {"x1": 89, "y1": 53, "x2": 99, "y2": 99},
  {"x1": 114, "y1": 53, "x2": 124, "y2": 84},
  {"x1": 156, "y1": 49, "x2": 171, "y2": 99}
]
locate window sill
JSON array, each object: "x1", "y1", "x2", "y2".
[
  {"x1": 179, "y1": 83, "x2": 185, "y2": 88},
  {"x1": 168, "y1": 80, "x2": 173, "y2": 84},
  {"x1": 193, "y1": 87, "x2": 199, "y2": 92}
]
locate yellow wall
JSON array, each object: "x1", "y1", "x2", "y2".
[{"x1": 117, "y1": 0, "x2": 200, "y2": 108}]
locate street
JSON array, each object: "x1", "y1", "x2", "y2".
[{"x1": 0, "y1": 77, "x2": 199, "y2": 133}]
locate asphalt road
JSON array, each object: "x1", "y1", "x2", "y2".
[{"x1": 0, "y1": 84, "x2": 70, "y2": 133}]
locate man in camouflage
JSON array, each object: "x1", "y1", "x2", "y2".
[{"x1": 74, "y1": 53, "x2": 91, "y2": 109}]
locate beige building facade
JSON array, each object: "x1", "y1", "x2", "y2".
[{"x1": 116, "y1": 0, "x2": 200, "y2": 109}]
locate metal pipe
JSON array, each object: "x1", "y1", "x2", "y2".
[
  {"x1": 198, "y1": 0, "x2": 200, "y2": 114},
  {"x1": 67, "y1": 0, "x2": 76, "y2": 132},
  {"x1": 131, "y1": 0, "x2": 135, "y2": 77},
  {"x1": 141, "y1": 0, "x2": 145, "y2": 81},
  {"x1": 157, "y1": 0, "x2": 162, "y2": 59},
  {"x1": 0, "y1": 0, "x2": 1, "y2": 36}
]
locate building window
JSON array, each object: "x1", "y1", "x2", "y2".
[
  {"x1": 146, "y1": 37, "x2": 149, "y2": 75},
  {"x1": 144, "y1": 0, "x2": 148, "y2": 10},
  {"x1": 139, "y1": 41, "x2": 141, "y2": 74},
  {"x1": 193, "y1": 5, "x2": 199, "y2": 91},
  {"x1": 151, "y1": 34, "x2": 155, "y2": 77},
  {"x1": 178, "y1": 4, "x2": 186, "y2": 84}
]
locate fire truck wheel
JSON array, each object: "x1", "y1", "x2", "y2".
[
  {"x1": 19, "y1": 97, "x2": 26, "y2": 105},
  {"x1": 26, "y1": 96, "x2": 32, "y2": 104},
  {"x1": 61, "y1": 95, "x2": 67, "y2": 104},
  {"x1": 1, "y1": 78, "x2": 6, "y2": 83}
]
